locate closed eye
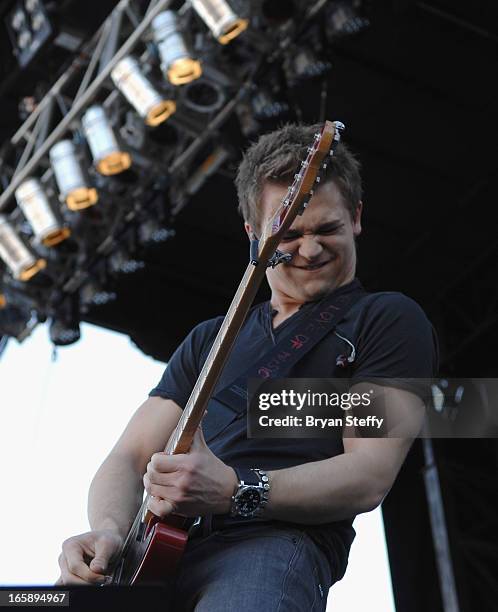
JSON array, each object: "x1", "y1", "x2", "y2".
[
  {"x1": 280, "y1": 223, "x2": 344, "y2": 242},
  {"x1": 317, "y1": 223, "x2": 344, "y2": 235},
  {"x1": 280, "y1": 233, "x2": 300, "y2": 243}
]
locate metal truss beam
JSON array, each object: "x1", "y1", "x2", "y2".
[{"x1": 0, "y1": 0, "x2": 174, "y2": 212}]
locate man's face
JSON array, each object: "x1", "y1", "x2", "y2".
[{"x1": 246, "y1": 180, "x2": 362, "y2": 305}]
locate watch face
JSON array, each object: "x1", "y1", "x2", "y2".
[{"x1": 237, "y1": 488, "x2": 262, "y2": 515}]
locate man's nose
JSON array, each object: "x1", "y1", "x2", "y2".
[{"x1": 298, "y1": 234, "x2": 323, "y2": 260}]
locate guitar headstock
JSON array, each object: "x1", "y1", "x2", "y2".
[{"x1": 257, "y1": 120, "x2": 345, "y2": 261}]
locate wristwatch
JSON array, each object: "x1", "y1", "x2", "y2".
[{"x1": 230, "y1": 468, "x2": 270, "y2": 518}]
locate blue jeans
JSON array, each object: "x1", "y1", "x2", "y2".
[{"x1": 171, "y1": 524, "x2": 334, "y2": 611}]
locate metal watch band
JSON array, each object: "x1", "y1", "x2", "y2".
[
  {"x1": 230, "y1": 467, "x2": 270, "y2": 518},
  {"x1": 253, "y1": 468, "x2": 271, "y2": 514}
]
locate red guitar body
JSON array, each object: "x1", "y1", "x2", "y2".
[{"x1": 111, "y1": 516, "x2": 189, "y2": 585}]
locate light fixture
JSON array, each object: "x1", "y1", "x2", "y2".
[
  {"x1": 49, "y1": 295, "x2": 80, "y2": 346},
  {"x1": 80, "y1": 281, "x2": 118, "y2": 311},
  {"x1": 138, "y1": 220, "x2": 175, "y2": 246},
  {"x1": 81, "y1": 282, "x2": 117, "y2": 309},
  {"x1": 15, "y1": 178, "x2": 71, "y2": 247},
  {"x1": 49, "y1": 322, "x2": 80, "y2": 346},
  {"x1": 251, "y1": 89, "x2": 289, "y2": 121},
  {"x1": 81, "y1": 105, "x2": 132, "y2": 176},
  {"x1": 326, "y1": 1, "x2": 369, "y2": 39},
  {"x1": 49, "y1": 140, "x2": 98, "y2": 211},
  {"x1": 0, "y1": 301, "x2": 32, "y2": 339},
  {"x1": 111, "y1": 56, "x2": 176, "y2": 127},
  {"x1": 286, "y1": 48, "x2": 331, "y2": 85},
  {"x1": 151, "y1": 11, "x2": 202, "y2": 85},
  {"x1": 6, "y1": 0, "x2": 53, "y2": 68},
  {"x1": 0, "y1": 215, "x2": 46, "y2": 281},
  {"x1": 182, "y1": 79, "x2": 225, "y2": 114},
  {"x1": 191, "y1": 0, "x2": 248, "y2": 45},
  {"x1": 109, "y1": 251, "x2": 145, "y2": 275}
]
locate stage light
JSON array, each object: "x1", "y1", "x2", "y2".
[
  {"x1": 182, "y1": 79, "x2": 225, "y2": 114},
  {"x1": 49, "y1": 140, "x2": 98, "y2": 211},
  {"x1": 111, "y1": 56, "x2": 176, "y2": 127},
  {"x1": 80, "y1": 281, "x2": 117, "y2": 312},
  {"x1": 18, "y1": 29, "x2": 32, "y2": 50},
  {"x1": 49, "y1": 297, "x2": 80, "y2": 346},
  {"x1": 0, "y1": 301, "x2": 32, "y2": 339},
  {"x1": 49, "y1": 293, "x2": 80, "y2": 346},
  {"x1": 0, "y1": 215, "x2": 46, "y2": 281},
  {"x1": 81, "y1": 105, "x2": 132, "y2": 176},
  {"x1": 286, "y1": 48, "x2": 331, "y2": 85},
  {"x1": 138, "y1": 220, "x2": 175, "y2": 246},
  {"x1": 15, "y1": 178, "x2": 71, "y2": 247},
  {"x1": 11, "y1": 8, "x2": 25, "y2": 30},
  {"x1": 81, "y1": 285, "x2": 117, "y2": 307},
  {"x1": 6, "y1": 0, "x2": 53, "y2": 68},
  {"x1": 109, "y1": 251, "x2": 145, "y2": 275},
  {"x1": 151, "y1": 11, "x2": 202, "y2": 86},
  {"x1": 326, "y1": 1, "x2": 369, "y2": 39},
  {"x1": 0, "y1": 293, "x2": 6, "y2": 309},
  {"x1": 92, "y1": 291, "x2": 116, "y2": 305},
  {"x1": 251, "y1": 89, "x2": 289, "y2": 121},
  {"x1": 191, "y1": 0, "x2": 248, "y2": 45}
]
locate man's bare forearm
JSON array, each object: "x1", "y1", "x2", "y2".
[
  {"x1": 88, "y1": 453, "x2": 144, "y2": 538},
  {"x1": 265, "y1": 451, "x2": 384, "y2": 524}
]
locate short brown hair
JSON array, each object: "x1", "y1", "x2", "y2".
[{"x1": 235, "y1": 123, "x2": 362, "y2": 232}]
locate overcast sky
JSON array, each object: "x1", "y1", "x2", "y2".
[{"x1": 0, "y1": 322, "x2": 395, "y2": 610}]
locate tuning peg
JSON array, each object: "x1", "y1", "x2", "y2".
[
  {"x1": 297, "y1": 201, "x2": 309, "y2": 216},
  {"x1": 268, "y1": 250, "x2": 293, "y2": 268}
]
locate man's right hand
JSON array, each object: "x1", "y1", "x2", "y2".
[{"x1": 57, "y1": 530, "x2": 123, "y2": 585}]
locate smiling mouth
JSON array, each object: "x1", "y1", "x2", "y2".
[{"x1": 293, "y1": 260, "x2": 333, "y2": 271}]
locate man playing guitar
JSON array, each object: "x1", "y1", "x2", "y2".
[{"x1": 57, "y1": 123, "x2": 437, "y2": 610}]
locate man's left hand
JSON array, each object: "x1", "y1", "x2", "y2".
[{"x1": 143, "y1": 426, "x2": 237, "y2": 518}]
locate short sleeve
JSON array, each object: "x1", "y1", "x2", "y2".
[
  {"x1": 148, "y1": 317, "x2": 223, "y2": 409},
  {"x1": 351, "y1": 293, "x2": 439, "y2": 400}
]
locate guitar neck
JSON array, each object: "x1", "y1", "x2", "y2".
[
  {"x1": 139, "y1": 260, "x2": 268, "y2": 526},
  {"x1": 166, "y1": 259, "x2": 267, "y2": 454}
]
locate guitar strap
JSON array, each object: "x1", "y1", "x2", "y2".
[{"x1": 212, "y1": 279, "x2": 366, "y2": 414}]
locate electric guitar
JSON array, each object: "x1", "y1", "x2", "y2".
[{"x1": 108, "y1": 119, "x2": 343, "y2": 585}]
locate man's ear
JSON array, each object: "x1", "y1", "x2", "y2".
[
  {"x1": 353, "y1": 201, "x2": 363, "y2": 237},
  {"x1": 244, "y1": 222, "x2": 254, "y2": 240}
]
